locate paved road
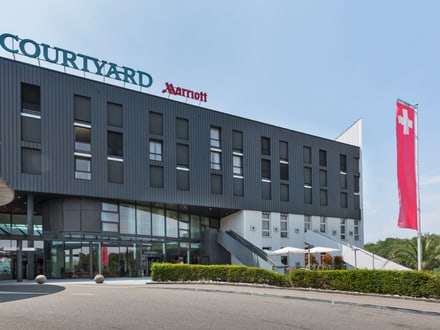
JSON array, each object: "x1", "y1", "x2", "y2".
[{"x1": 1, "y1": 279, "x2": 439, "y2": 329}]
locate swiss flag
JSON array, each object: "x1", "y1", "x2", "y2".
[{"x1": 396, "y1": 100, "x2": 418, "y2": 230}]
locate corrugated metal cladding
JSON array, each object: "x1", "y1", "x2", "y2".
[{"x1": 0, "y1": 57, "x2": 361, "y2": 219}]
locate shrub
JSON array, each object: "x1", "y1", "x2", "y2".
[
  {"x1": 151, "y1": 263, "x2": 290, "y2": 287},
  {"x1": 289, "y1": 269, "x2": 440, "y2": 298}
]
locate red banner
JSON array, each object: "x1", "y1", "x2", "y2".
[{"x1": 396, "y1": 100, "x2": 418, "y2": 230}]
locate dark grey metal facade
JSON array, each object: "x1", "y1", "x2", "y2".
[{"x1": 0, "y1": 57, "x2": 360, "y2": 219}]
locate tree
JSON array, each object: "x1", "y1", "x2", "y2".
[
  {"x1": 393, "y1": 234, "x2": 440, "y2": 271},
  {"x1": 364, "y1": 234, "x2": 440, "y2": 271}
]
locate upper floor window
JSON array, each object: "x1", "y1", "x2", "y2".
[
  {"x1": 149, "y1": 112, "x2": 163, "y2": 135},
  {"x1": 107, "y1": 102, "x2": 123, "y2": 127},
  {"x1": 108, "y1": 131, "x2": 123, "y2": 157},
  {"x1": 176, "y1": 117, "x2": 189, "y2": 140},
  {"x1": 261, "y1": 137, "x2": 271, "y2": 156},
  {"x1": 74, "y1": 95, "x2": 91, "y2": 123},
  {"x1": 303, "y1": 146, "x2": 312, "y2": 164},
  {"x1": 149, "y1": 140, "x2": 163, "y2": 161},
  {"x1": 233, "y1": 155, "x2": 243, "y2": 176},
  {"x1": 340, "y1": 154, "x2": 347, "y2": 173},
  {"x1": 210, "y1": 127, "x2": 221, "y2": 148},
  {"x1": 21, "y1": 83, "x2": 41, "y2": 114}
]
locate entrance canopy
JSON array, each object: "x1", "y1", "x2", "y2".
[{"x1": 0, "y1": 177, "x2": 14, "y2": 206}]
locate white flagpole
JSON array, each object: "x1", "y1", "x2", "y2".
[{"x1": 414, "y1": 104, "x2": 422, "y2": 271}]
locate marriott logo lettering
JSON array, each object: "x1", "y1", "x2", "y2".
[{"x1": 162, "y1": 82, "x2": 207, "y2": 103}]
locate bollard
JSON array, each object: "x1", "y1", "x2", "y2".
[{"x1": 94, "y1": 274, "x2": 105, "y2": 284}]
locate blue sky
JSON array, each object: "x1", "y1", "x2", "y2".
[{"x1": 1, "y1": 1, "x2": 439, "y2": 243}]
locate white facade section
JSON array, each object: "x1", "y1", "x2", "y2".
[{"x1": 221, "y1": 211, "x2": 364, "y2": 269}]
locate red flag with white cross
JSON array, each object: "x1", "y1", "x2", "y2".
[{"x1": 396, "y1": 99, "x2": 418, "y2": 230}]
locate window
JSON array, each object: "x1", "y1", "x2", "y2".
[
  {"x1": 149, "y1": 140, "x2": 163, "y2": 161},
  {"x1": 120, "y1": 204, "x2": 136, "y2": 235},
  {"x1": 101, "y1": 203, "x2": 119, "y2": 232},
  {"x1": 304, "y1": 187, "x2": 312, "y2": 204},
  {"x1": 149, "y1": 112, "x2": 163, "y2": 135},
  {"x1": 108, "y1": 131, "x2": 123, "y2": 157},
  {"x1": 280, "y1": 214, "x2": 288, "y2": 238},
  {"x1": 340, "y1": 219, "x2": 346, "y2": 240},
  {"x1": 261, "y1": 159, "x2": 271, "y2": 180},
  {"x1": 152, "y1": 208, "x2": 165, "y2": 236},
  {"x1": 279, "y1": 141, "x2": 288, "y2": 161},
  {"x1": 319, "y1": 170, "x2": 327, "y2": 186},
  {"x1": 354, "y1": 157, "x2": 360, "y2": 173},
  {"x1": 176, "y1": 168, "x2": 189, "y2": 191},
  {"x1": 136, "y1": 206, "x2": 151, "y2": 236},
  {"x1": 320, "y1": 217, "x2": 326, "y2": 233},
  {"x1": 262, "y1": 181, "x2": 271, "y2": 200},
  {"x1": 340, "y1": 173, "x2": 347, "y2": 189},
  {"x1": 75, "y1": 125, "x2": 91, "y2": 153},
  {"x1": 304, "y1": 167, "x2": 312, "y2": 186},
  {"x1": 21, "y1": 115, "x2": 41, "y2": 143},
  {"x1": 320, "y1": 189, "x2": 328, "y2": 206},
  {"x1": 261, "y1": 137, "x2": 270, "y2": 156},
  {"x1": 280, "y1": 163, "x2": 289, "y2": 180},
  {"x1": 233, "y1": 155, "x2": 243, "y2": 176},
  {"x1": 232, "y1": 130, "x2": 243, "y2": 152},
  {"x1": 74, "y1": 95, "x2": 91, "y2": 123},
  {"x1": 304, "y1": 215, "x2": 311, "y2": 232},
  {"x1": 340, "y1": 154, "x2": 347, "y2": 173},
  {"x1": 150, "y1": 165, "x2": 164, "y2": 188},
  {"x1": 176, "y1": 144, "x2": 189, "y2": 166},
  {"x1": 211, "y1": 174, "x2": 222, "y2": 194},
  {"x1": 303, "y1": 146, "x2": 311, "y2": 164},
  {"x1": 354, "y1": 220, "x2": 360, "y2": 241},
  {"x1": 108, "y1": 159, "x2": 123, "y2": 183},
  {"x1": 176, "y1": 118, "x2": 189, "y2": 140},
  {"x1": 340, "y1": 192, "x2": 348, "y2": 208},
  {"x1": 233, "y1": 177, "x2": 243, "y2": 196},
  {"x1": 21, "y1": 83, "x2": 41, "y2": 144},
  {"x1": 21, "y1": 148, "x2": 41, "y2": 174},
  {"x1": 107, "y1": 102, "x2": 123, "y2": 127},
  {"x1": 210, "y1": 127, "x2": 221, "y2": 148},
  {"x1": 262, "y1": 212, "x2": 270, "y2": 237},
  {"x1": 75, "y1": 156, "x2": 91, "y2": 180},
  {"x1": 319, "y1": 150, "x2": 327, "y2": 167},
  {"x1": 210, "y1": 151, "x2": 221, "y2": 170},
  {"x1": 280, "y1": 184, "x2": 289, "y2": 202},
  {"x1": 22, "y1": 83, "x2": 40, "y2": 113},
  {"x1": 354, "y1": 176, "x2": 360, "y2": 193}
]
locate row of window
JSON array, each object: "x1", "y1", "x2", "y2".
[
  {"x1": 262, "y1": 213, "x2": 360, "y2": 241},
  {"x1": 18, "y1": 83, "x2": 360, "y2": 207},
  {"x1": 100, "y1": 202, "x2": 219, "y2": 238}
]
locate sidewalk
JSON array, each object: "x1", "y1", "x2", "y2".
[{"x1": 145, "y1": 282, "x2": 440, "y2": 316}]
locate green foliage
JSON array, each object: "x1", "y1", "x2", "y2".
[
  {"x1": 151, "y1": 263, "x2": 290, "y2": 287},
  {"x1": 152, "y1": 264, "x2": 440, "y2": 299},
  {"x1": 289, "y1": 269, "x2": 440, "y2": 299},
  {"x1": 364, "y1": 234, "x2": 440, "y2": 271}
]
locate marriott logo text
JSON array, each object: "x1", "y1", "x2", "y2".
[{"x1": 162, "y1": 82, "x2": 207, "y2": 103}]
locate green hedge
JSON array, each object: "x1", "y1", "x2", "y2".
[
  {"x1": 289, "y1": 269, "x2": 440, "y2": 299},
  {"x1": 151, "y1": 264, "x2": 440, "y2": 299},
  {"x1": 151, "y1": 263, "x2": 290, "y2": 287}
]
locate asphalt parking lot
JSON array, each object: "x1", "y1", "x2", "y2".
[{"x1": 1, "y1": 278, "x2": 439, "y2": 330}]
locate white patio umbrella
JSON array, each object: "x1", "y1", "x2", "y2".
[
  {"x1": 269, "y1": 246, "x2": 307, "y2": 255},
  {"x1": 309, "y1": 247, "x2": 339, "y2": 254}
]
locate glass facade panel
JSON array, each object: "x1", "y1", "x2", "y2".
[
  {"x1": 152, "y1": 208, "x2": 165, "y2": 236},
  {"x1": 166, "y1": 210, "x2": 178, "y2": 238},
  {"x1": 136, "y1": 206, "x2": 151, "y2": 236},
  {"x1": 120, "y1": 204, "x2": 136, "y2": 234}
]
